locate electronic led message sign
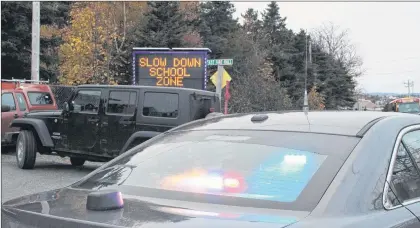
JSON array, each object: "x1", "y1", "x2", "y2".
[{"x1": 132, "y1": 48, "x2": 210, "y2": 90}]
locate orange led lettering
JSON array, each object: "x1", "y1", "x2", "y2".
[
  {"x1": 183, "y1": 68, "x2": 190, "y2": 77},
  {"x1": 176, "y1": 77, "x2": 183, "y2": 86},
  {"x1": 162, "y1": 77, "x2": 170, "y2": 86},
  {"x1": 144, "y1": 57, "x2": 167, "y2": 67},
  {"x1": 149, "y1": 68, "x2": 157, "y2": 77},
  {"x1": 173, "y1": 58, "x2": 201, "y2": 68},
  {"x1": 188, "y1": 58, "x2": 201, "y2": 67},
  {"x1": 156, "y1": 68, "x2": 163, "y2": 77},
  {"x1": 140, "y1": 55, "x2": 203, "y2": 88},
  {"x1": 155, "y1": 76, "x2": 184, "y2": 87},
  {"x1": 156, "y1": 77, "x2": 163, "y2": 86},
  {"x1": 139, "y1": 58, "x2": 147, "y2": 67},
  {"x1": 173, "y1": 58, "x2": 181, "y2": 67},
  {"x1": 176, "y1": 68, "x2": 184, "y2": 76}
]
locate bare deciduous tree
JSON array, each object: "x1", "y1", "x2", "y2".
[{"x1": 311, "y1": 22, "x2": 364, "y2": 78}]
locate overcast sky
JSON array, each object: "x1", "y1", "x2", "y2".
[{"x1": 232, "y1": 2, "x2": 420, "y2": 94}]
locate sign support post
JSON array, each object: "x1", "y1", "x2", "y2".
[
  {"x1": 216, "y1": 65, "x2": 223, "y2": 100},
  {"x1": 224, "y1": 80, "x2": 231, "y2": 114}
]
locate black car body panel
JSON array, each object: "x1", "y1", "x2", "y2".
[
  {"x1": 10, "y1": 85, "x2": 221, "y2": 162},
  {"x1": 2, "y1": 188, "x2": 306, "y2": 228}
]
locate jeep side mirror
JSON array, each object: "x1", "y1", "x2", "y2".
[
  {"x1": 1, "y1": 105, "x2": 11, "y2": 112},
  {"x1": 63, "y1": 102, "x2": 70, "y2": 112}
]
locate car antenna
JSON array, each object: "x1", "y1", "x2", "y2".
[
  {"x1": 303, "y1": 89, "x2": 309, "y2": 114},
  {"x1": 303, "y1": 31, "x2": 309, "y2": 116}
]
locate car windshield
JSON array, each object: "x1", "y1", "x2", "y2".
[
  {"x1": 398, "y1": 102, "x2": 420, "y2": 113},
  {"x1": 71, "y1": 130, "x2": 360, "y2": 211},
  {"x1": 27, "y1": 92, "x2": 54, "y2": 105}
]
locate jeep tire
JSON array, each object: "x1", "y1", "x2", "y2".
[
  {"x1": 70, "y1": 157, "x2": 85, "y2": 166},
  {"x1": 16, "y1": 130, "x2": 37, "y2": 169}
]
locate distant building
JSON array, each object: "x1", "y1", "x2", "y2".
[{"x1": 353, "y1": 99, "x2": 380, "y2": 111}]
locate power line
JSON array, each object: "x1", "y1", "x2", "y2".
[{"x1": 359, "y1": 69, "x2": 419, "y2": 76}]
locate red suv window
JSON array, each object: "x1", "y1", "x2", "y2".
[{"x1": 27, "y1": 92, "x2": 54, "y2": 105}]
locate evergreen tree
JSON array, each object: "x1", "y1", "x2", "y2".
[
  {"x1": 1, "y1": 1, "x2": 71, "y2": 81},
  {"x1": 241, "y1": 8, "x2": 262, "y2": 42},
  {"x1": 199, "y1": 1, "x2": 238, "y2": 58},
  {"x1": 310, "y1": 43, "x2": 356, "y2": 109},
  {"x1": 261, "y1": 1, "x2": 286, "y2": 45},
  {"x1": 285, "y1": 29, "x2": 307, "y2": 102},
  {"x1": 261, "y1": 1, "x2": 295, "y2": 87},
  {"x1": 2, "y1": 2, "x2": 33, "y2": 79},
  {"x1": 135, "y1": 1, "x2": 187, "y2": 48}
]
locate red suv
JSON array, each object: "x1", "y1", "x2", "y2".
[{"x1": 1, "y1": 80, "x2": 58, "y2": 147}]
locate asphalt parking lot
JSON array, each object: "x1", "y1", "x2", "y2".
[{"x1": 1, "y1": 149, "x2": 104, "y2": 202}]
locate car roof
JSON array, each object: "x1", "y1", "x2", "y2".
[
  {"x1": 16, "y1": 84, "x2": 52, "y2": 93},
  {"x1": 77, "y1": 84, "x2": 216, "y2": 95},
  {"x1": 175, "y1": 111, "x2": 419, "y2": 137},
  {"x1": 1, "y1": 83, "x2": 52, "y2": 93}
]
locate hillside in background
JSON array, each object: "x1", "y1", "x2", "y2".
[{"x1": 366, "y1": 92, "x2": 420, "y2": 97}]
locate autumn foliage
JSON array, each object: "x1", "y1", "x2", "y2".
[
  {"x1": 58, "y1": 2, "x2": 145, "y2": 85},
  {"x1": 308, "y1": 86, "x2": 325, "y2": 110}
]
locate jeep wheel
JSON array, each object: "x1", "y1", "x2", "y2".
[
  {"x1": 16, "y1": 130, "x2": 37, "y2": 169},
  {"x1": 70, "y1": 157, "x2": 85, "y2": 167}
]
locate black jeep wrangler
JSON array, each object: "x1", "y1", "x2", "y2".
[{"x1": 10, "y1": 85, "x2": 221, "y2": 169}]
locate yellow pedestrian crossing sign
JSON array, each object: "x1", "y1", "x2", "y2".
[{"x1": 210, "y1": 69, "x2": 232, "y2": 89}]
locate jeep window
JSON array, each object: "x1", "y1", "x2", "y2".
[
  {"x1": 72, "y1": 90, "x2": 101, "y2": 113},
  {"x1": 15, "y1": 93, "x2": 27, "y2": 111},
  {"x1": 1, "y1": 93, "x2": 16, "y2": 111},
  {"x1": 107, "y1": 91, "x2": 137, "y2": 114},
  {"x1": 27, "y1": 92, "x2": 53, "y2": 105},
  {"x1": 143, "y1": 92, "x2": 179, "y2": 118}
]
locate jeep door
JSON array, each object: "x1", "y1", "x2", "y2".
[
  {"x1": 1, "y1": 92, "x2": 20, "y2": 139},
  {"x1": 67, "y1": 89, "x2": 103, "y2": 153},
  {"x1": 101, "y1": 89, "x2": 137, "y2": 156}
]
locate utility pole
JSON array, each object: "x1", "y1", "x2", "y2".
[
  {"x1": 31, "y1": 2, "x2": 40, "y2": 82},
  {"x1": 404, "y1": 80, "x2": 414, "y2": 97}
]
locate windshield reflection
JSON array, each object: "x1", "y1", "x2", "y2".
[
  {"x1": 399, "y1": 102, "x2": 420, "y2": 113},
  {"x1": 70, "y1": 130, "x2": 359, "y2": 211}
]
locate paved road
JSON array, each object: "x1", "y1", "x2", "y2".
[{"x1": 1, "y1": 149, "x2": 104, "y2": 202}]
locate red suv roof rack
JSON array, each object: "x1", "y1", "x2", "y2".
[
  {"x1": 1, "y1": 78, "x2": 49, "y2": 84},
  {"x1": 1, "y1": 78, "x2": 50, "y2": 90}
]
